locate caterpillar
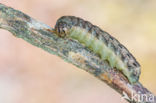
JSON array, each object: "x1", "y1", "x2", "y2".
[{"x1": 54, "y1": 16, "x2": 141, "y2": 83}]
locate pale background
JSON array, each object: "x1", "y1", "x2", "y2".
[{"x1": 0, "y1": 0, "x2": 156, "y2": 103}]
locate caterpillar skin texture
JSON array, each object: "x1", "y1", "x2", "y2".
[{"x1": 55, "y1": 16, "x2": 141, "y2": 83}]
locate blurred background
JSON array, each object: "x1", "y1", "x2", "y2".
[{"x1": 0, "y1": 0, "x2": 156, "y2": 103}]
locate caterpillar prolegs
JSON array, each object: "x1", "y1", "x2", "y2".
[{"x1": 54, "y1": 16, "x2": 141, "y2": 83}]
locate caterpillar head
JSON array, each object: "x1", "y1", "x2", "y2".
[{"x1": 55, "y1": 16, "x2": 72, "y2": 37}]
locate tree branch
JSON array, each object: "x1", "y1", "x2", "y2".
[{"x1": 0, "y1": 3, "x2": 155, "y2": 103}]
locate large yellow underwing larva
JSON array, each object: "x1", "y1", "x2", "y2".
[{"x1": 54, "y1": 16, "x2": 141, "y2": 83}]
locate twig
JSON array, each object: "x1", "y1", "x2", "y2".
[{"x1": 0, "y1": 3, "x2": 155, "y2": 103}]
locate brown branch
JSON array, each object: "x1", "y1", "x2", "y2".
[{"x1": 0, "y1": 3, "x2": 155, "y2": 103}]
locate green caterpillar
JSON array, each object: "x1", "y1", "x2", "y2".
[{"x1": 54, "y1": 16, "x2": 141, "y2": 83}]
